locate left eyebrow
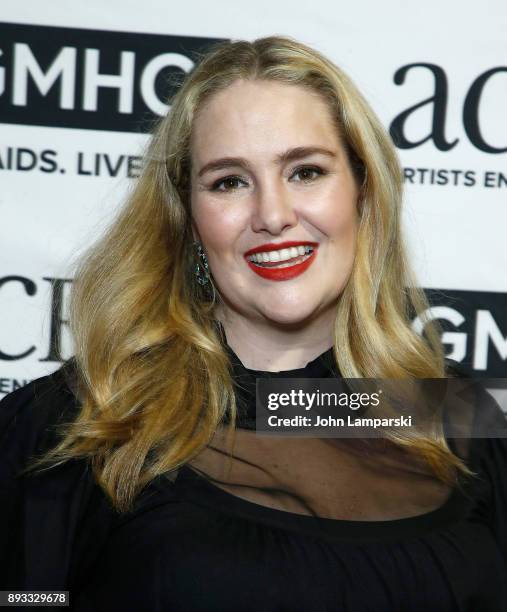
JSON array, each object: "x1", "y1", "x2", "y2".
[
  {"x1": 275, "y1": 146, "x2": 337, "y2": 165},
  {"x1": 197, "y1": 146, "x2": 337, "y2": 178}
]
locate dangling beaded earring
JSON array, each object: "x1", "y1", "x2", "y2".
[{"x1": 193, "y1": 240, "x2": 210, "y2": 286}]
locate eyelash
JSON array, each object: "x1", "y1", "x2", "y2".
[{"x1": 209, "y1": 165, "x2": 326, "y2": 192}]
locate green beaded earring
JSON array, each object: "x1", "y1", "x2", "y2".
[{"x1": 193, "y1": 240, "x2": 210, "y2": 286}]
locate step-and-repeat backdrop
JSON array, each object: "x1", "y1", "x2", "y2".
[{"x1": 1, "y1": 1, "x2": 506, "y2": 395}]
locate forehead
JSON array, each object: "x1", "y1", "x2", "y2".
[{"x1": 190, "y1": 79, "x2": 341, "y2": 160}]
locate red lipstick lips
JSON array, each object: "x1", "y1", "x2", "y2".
[{"x1": 244, "y1": 241, "x2": 319, "y2": 282}]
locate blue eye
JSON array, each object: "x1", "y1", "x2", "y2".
[
  {"x1": 291, "y1": 166, "x2": 325, "y2": 182},
  {"x1": 211, "y1": 176, "x2": 248, "y2": 192}
]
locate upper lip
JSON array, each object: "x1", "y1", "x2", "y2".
[{"x1": 244, "y1": 240, "x2": 319, "y2": 257}]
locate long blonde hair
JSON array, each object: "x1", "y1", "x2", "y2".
[{"x1": 41, "y1": 36, "x2": 473, "y2": 511}]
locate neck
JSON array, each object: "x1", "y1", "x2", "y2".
[{"x1": 216, "y1": 306, "x2": 336, "y2": 371}]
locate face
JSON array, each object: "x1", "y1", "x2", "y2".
[{"x1": 190, "y1": 79, "x2": 359, "y2": 328}]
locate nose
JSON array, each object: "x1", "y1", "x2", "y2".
[{"x1": 250, "y1": 179, "x2": 299, "y2": 235}]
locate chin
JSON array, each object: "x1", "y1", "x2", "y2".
[{"x1": 258, "y1": 301, "x2": 319, "y2": 328}]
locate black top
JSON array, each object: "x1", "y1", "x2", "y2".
[{"x1": 1, "y1": 350, "x2": 507, "y2": 611}]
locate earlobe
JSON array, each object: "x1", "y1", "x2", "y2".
[
  {"x1": 190, "y1": 219, "x2": 200, "y2": 242},
  {"x1": 355, "y1": 191, "x2": 364, "y2": 218}
]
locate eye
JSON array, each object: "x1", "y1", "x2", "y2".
[
  {"x1": 210, "y1": 176, "x2": 248, "y2": 192},
  {"x1": 290, "y1": 165, "x2": 325, "y2": 183}
]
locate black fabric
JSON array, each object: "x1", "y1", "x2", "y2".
[
  {"x1": 224, "y1": 341, "x2": 339, "y2": 430},
  {"x1": 1, "y1": 351, "x2": 506, "y2": 611}
]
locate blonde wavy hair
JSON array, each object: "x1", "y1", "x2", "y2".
[{"x1": 41, "y1": 35, "x2": 473, "y2": 511}]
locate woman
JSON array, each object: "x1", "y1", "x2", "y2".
[{"x1": 1, "y1": 35, "x2": 506, "y2": 611}]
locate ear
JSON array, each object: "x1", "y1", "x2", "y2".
[{"x1": 190, "y1": 218, "x2": 200, "y2": 242}]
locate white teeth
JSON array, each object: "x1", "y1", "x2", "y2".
[
  {"x1": 247, "y1": 246, "x2": 315, "y2": 263},
  {"x1": 254, "y1": 252, "x2": 313, "y2": 268},
  {"x1": 279, "y1": 248, "x2": 290, "y2": 260}
]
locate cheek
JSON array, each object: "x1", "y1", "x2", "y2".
[
  {"x1": 335, "y1": 208, "x2": 358, "y2": 245},
  {"x1": 308, "y1": 185, "x2": 358, "y2": 243},
  {"x1": 192, "y1": 196, "x2": 247, "y2": 254}
]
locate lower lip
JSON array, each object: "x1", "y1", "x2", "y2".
[{"x1": 245, "y1": 250, "x2": 317, "y2": 281}]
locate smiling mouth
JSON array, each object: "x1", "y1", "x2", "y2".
[
  {"x1": 244, "y1": 245, "x2": 318, "y2": 281},
  {"x1": 246, "y1": 245, "x2": 315, "y2": 268}
]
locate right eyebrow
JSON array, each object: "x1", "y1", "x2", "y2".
[{"x1": 197, "y1": 157, "x2": 252, "y2": 178}]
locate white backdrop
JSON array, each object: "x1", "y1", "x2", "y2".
[{"x1": 1, "y1": 0, "x2": 506, "y2": 393}]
